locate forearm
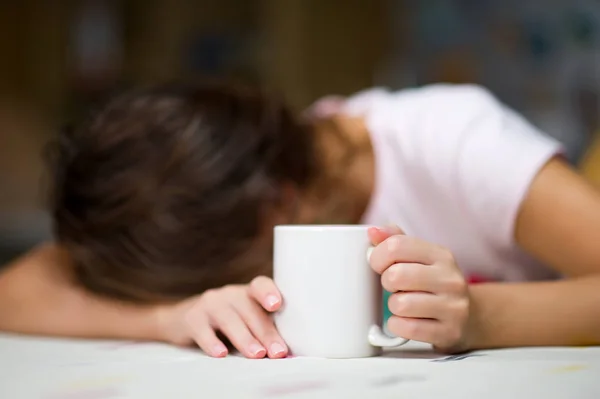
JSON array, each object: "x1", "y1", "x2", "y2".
[
  {"x1": 0, "y1": 244, "x2": 163, "y2": 341},
  {"x1": 469, "y1": 275, "x2": 600, "y2": 349}
]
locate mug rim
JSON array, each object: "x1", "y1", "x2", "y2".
[{"x1": 274, "y1": 224, "x2": 371, "y2": 231}]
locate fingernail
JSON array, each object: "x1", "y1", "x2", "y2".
[
  {"x1": 212, "y1": 343, "x2": 228, "y2": 357},
  {"x1": 270, "y1": 342, "x2": 286, "y2": 357},
  {"x1": 249, "y1": 343, "x2": 266, "y2": 357},
  {"x1": 265, "y1": 295, "x2": 280, "y2": 309}
]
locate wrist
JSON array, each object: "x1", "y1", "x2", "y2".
[
  {"x1": 104, "y1": 302, "x2": 169, "y2": 343},
  {"x1": 463, "y1": 284, "x2": 496, "y2": 351},
  {"x1": 153, "y1": 300, "x2": 195, "y2": 346},
  {"x1": 152, "y1": 304, "x2": 176, "y2": 343}
]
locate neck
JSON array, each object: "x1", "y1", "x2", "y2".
[{"x1": 296, "y1": 116, "x2": 375, "y2": 225}]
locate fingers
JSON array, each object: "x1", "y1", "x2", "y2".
[
  {"x1": 232, "y1": 292, "x2": 288, "y2": 359},
  {"x1": 387, "y1": 316, "x2": 441, "y2": 344},
  {"x1": 387, "y1": 291, "x2": 445, "y2": 319},
  {"x1": 249, "y1": 276, "x2": 282, "y2": 312},
  {"x1": 187, "y1": 313, "x2": 229, "y2": 358},
  {"x1": 370, "y1": 235, "x2": 448, "y2": 274},
  {"x1": 208, "y1": 305, "x2": 267, "y2": 359},
  {"x1": 386, "y1": 291, "x2": 470, "y2": 349},
  {"x1": 367, "y1": 225, "x2": 404, "y2": 246},
  {"x1": 381, "y1": 263, "x2": 444, "y2": 293},
  {"x1": 387, "y1": 316, "x2": 465, "y2": 350},
  {"x1": 186, "y1": 282, "x2": 287, "y2": 360},
  {"x1": 367, "y1": 227, "x2": 470, "y2": 351},
  {"x1": 200, "y1": 283, "x2": 287, "y2": 359}
]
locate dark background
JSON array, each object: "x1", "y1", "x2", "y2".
[{"x1": 1, "y1": 0, "x2": 599, "y2": 263}]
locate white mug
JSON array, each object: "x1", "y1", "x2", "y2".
[{"x1": 273, "y1": 225, "x2": 409, "y2": 358}]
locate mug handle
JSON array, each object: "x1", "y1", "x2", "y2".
[{"x1": 366, "y1": 247, "x2": 410, "y2": 348}]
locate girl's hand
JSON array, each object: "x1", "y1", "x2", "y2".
[
  {"x1": 368, "y1": 226, "x2": 473, "y2": 353},
  {"x1": 157, "y1": 276, "x2": 287, "y2": 359}
]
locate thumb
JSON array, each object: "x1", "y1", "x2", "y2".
[{"x1": 367, "y1": 224, "x2": 405, "y2": 245}]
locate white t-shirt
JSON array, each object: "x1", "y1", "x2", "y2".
[{"x1": 318, "y1": 84, "x2": 563, "y2": 283}]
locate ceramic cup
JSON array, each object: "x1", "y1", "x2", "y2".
[{"x1": 273, "y1": 225, "x2": 409, "y2": 358}]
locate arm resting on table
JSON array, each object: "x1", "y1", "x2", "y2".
[
  {"x1": 470, "y1": 158, "x2": 600, "y2": 349},
  {"x1": 0, "y1": 244, "x2": 163, "y2": 341},
  {"x1": 470, "y1": 276, "x2": 600, "y2": 348}
]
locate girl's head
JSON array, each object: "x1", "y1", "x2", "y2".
[{"x1": 49, "y1": 82, "x2": 318, "y2": 302}]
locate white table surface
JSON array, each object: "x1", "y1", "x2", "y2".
[{"x1": 1, "y1": 333, "x2": 599, "y2": 399}]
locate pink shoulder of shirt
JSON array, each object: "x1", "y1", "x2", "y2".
[{"x1": 315, "y1": 84, "x2": 564, "y2": 282}]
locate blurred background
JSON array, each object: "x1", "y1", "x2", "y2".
[{"x1": 1, "y1": 0, "x2": 599, "y2": 264}]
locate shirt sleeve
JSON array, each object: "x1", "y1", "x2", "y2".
[{"x1": 447, "y1": 85, "x2": 563, "y2": 249}]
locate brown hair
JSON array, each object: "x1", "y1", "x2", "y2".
[{"x1": 47, "y1": 82, "x2": 317, "y2": 303}]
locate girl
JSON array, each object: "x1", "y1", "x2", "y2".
[{"x1": 1, "y1": 82, "x2": 599, "y2": 359}]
